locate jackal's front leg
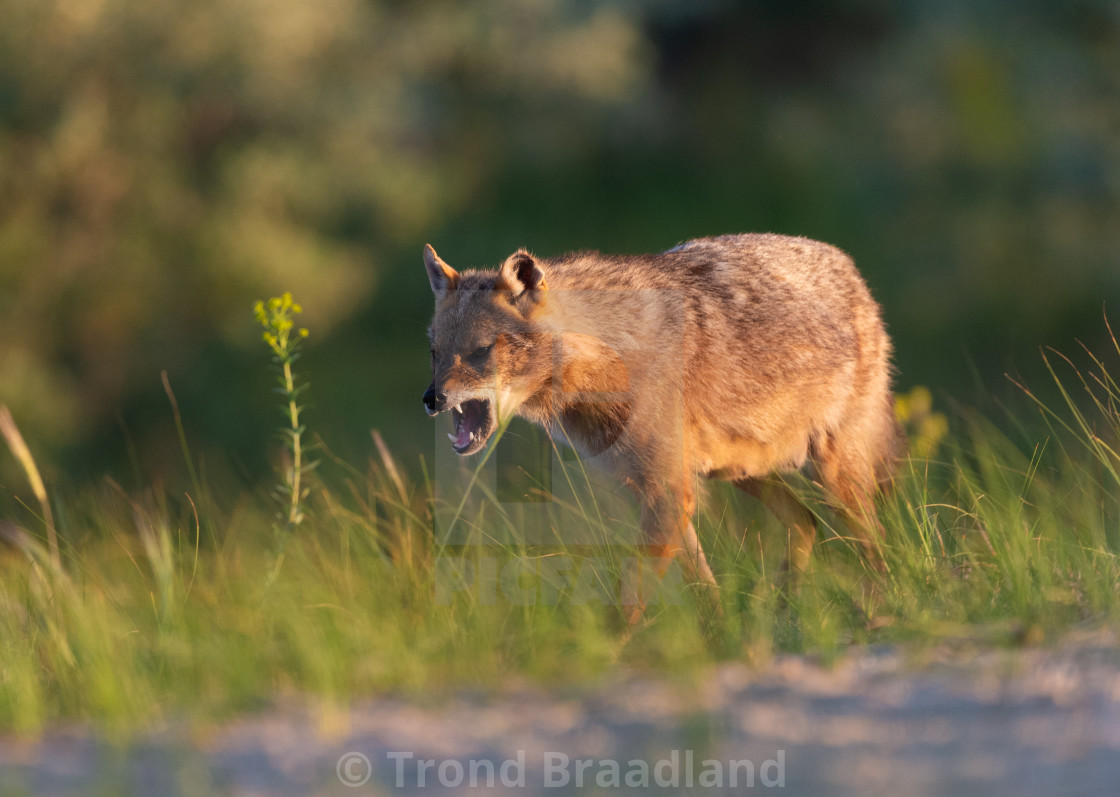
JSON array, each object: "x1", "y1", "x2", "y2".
[{"x1": 622, "y1": 490, "x2": 719, "y2": 627}]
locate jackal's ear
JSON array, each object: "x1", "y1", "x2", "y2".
[
  {"x1": 498, "y1": 250, "x2": 547, "y2": 300},
  {"x1": 423, "y1": 244, "x2": 459, "y2": 296}
]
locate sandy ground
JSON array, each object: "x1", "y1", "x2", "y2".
[{"x1": 2, "y1": 635, "x2": 1120, "y2": 796}]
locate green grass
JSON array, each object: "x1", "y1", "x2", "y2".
[{"x1": 0, "y1": 334, "x2": 1119, "y2": 738}]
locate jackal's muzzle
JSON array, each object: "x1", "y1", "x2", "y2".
[{"x1": 423, "y1": 383, "x2": 496, "y2": 456}]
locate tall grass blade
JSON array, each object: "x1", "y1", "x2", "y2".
[
  {"x1": 372, "y1": 429, "x2": 408, "y2": 503},
  {"x1": 0, "y1": 405, "x2": 60, "y2": 571},
  {"x1": 161, "y1": 371, "x2": 204, "y2": 503}
]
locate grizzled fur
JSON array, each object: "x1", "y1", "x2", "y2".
[{"x1": 423, "y1": 234, "x2": 902, "y2": 619}]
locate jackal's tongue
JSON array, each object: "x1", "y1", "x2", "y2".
[
  {"x1": 450, "y1": 416, "x2": 473, "y2": 448},
  {"x1": 448, "y1": 401, "x2": 482, "y2": 449}
]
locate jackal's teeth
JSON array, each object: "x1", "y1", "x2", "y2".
[
  {"x1": 469, "y1": 430, "x2": 476, "y2": 441},
  {"x1": 453, "y1": 404, "x2": 462, "y2": 414},
  {"x1": 447, "y1": 432, "x2": 457, "y2": 443}
]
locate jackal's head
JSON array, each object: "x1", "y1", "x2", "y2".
[{"x1": 422, "y1": 244, "x2": 551, "y2": 456}]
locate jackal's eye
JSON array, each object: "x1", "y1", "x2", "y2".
[{"x1": 469, "y1": 344, "x2": 493, "y2": 363}]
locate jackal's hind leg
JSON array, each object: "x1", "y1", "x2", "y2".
[
  {"x1": 812, "y1": 430, "x2": 889, "y2": 572},
  {"x1": 735, "y1": 477, "x2": 818, "y2": 586}
]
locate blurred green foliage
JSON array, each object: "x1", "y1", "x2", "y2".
[{"x1": 0, "y1": 0, "x2": 1118, "y2": 484}]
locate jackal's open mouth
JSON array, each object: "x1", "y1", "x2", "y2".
[{"x1": 448, "y1": 398, "x2": 495, "y2": 455}]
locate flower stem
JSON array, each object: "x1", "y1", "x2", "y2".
[{"x1": 283, "y1": 358, "x2": 302, "y2": 528}]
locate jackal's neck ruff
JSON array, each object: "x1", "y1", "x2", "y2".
[{"x1": 515, "y1": 332, "x2": 635, "y2": 458}]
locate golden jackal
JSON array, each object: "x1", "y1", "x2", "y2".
[{"x1": 422, "y1": 234, "x2": 901, "y2": 619}]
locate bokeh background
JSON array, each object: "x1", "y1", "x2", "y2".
[{"x1": 1, "y1": 0, "x2": 1118, "y2": 489}]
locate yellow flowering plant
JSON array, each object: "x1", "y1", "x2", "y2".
[
  {"x1": 253, "y1": 293, "x2": 315, "y2": 532},
  {"x1": 894, "y1": 385, "x2": 949, "y2": 459}
]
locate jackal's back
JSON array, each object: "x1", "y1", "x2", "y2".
[{"x1": 538, "y1": 233, "x2": 897, "y2": 481}]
